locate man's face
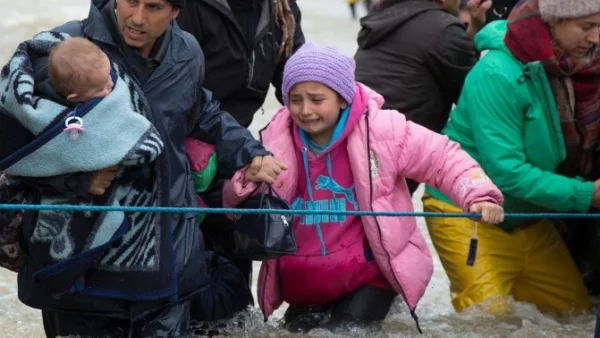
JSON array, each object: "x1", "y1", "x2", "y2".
[{"x1": 116, "y1": 0, "x2": 180, "y2": 57}]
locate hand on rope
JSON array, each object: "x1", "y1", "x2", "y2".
[
  {"x1": 469, "y1": 201, "x2": 504, "y2": 224},
  {"x1": 0, "y1": 204, "x2": 597, "y2": 220}
]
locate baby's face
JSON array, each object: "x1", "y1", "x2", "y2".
[{"x1": 67, "y1": 54, "x2": 114, "y2": 102}]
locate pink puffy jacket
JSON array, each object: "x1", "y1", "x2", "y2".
[{"x1": 225, "y1": 83, "x2": 504, "y2": 320}]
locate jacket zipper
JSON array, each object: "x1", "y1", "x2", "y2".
[
  {"x1": 246, "y1": 50, "x2": 256, "y2": 86},
  {"x1": 260, "y1": 40, "x2": 266, "y2": 58},
  {"x1": 364, "y1": 110, "x2": 422, "y2": 334}
]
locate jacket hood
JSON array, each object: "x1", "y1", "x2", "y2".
[
  {"x1": 474, "y1": 20, "x2": 510, "y2": 54},
  {"x1": 92, "y1": 0, "x2": 110, "y2": 10},
  {"x1": 357, "y1": 0, "x2": 446, "y2": 48}
]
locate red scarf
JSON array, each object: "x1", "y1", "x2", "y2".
[{"x1": 504, "y1": 0, "x2": 600, "y2": 175}]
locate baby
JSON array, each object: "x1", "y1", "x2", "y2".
[{"x1": 48, "y1": 37, "x2": 114, "y2": 102}]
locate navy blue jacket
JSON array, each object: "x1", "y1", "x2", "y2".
[{"x1": 8, "y1": 0, "x2": 267, "y2": 319}]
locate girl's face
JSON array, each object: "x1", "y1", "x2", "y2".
[
  {"x1": 288, "y1": 82, "x2": 348, "y2": 146},
  {"x1": 551, "y1": 14, "x2": 600, "y2": 59}
]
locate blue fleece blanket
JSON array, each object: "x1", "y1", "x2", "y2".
[
  {"x1": 0, "y1": 32, "x2": 173, "y2": 299},
  {"x1": 0, "y1": 31, "x2": 162, "y2": 176}
]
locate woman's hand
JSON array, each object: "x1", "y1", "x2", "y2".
[{"x1": 469, "y1": 201, "x2": 504, "y2": 224}]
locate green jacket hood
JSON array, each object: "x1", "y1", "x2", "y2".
[{"x1": 474, "y1": 20, "x2": 510, "y2": 54}]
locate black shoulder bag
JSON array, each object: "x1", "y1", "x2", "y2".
[{"x1": 233, "y1": 184, "x2": 296, "y2": 261}]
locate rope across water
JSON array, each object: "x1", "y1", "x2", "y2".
[{"x1": 0, "y1": 204, "x2": 597, "y2": 219}]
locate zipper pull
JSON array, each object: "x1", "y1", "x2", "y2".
[
  {"x1": 281, "y1": 215, "x2": 289, "y2": 226},
  {"x1": 466, "y1": 222, "x2": 479, "y2": 266},
  {"x1": 260, "y1": 41, "x2": 265, "y2": 57},
  {"x1": 410, "y1": 310, "x2": 423, "y2": 334}
]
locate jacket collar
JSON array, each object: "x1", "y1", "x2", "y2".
[
  {"x1": 84, "y1": 0, "x2": 195, "y2": 63},
  {"x1": 202, "y1": 0, "x2": 271, "y2": 39}
]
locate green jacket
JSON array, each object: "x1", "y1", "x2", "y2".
[{"x1": 426, "y1": 20, "x2": 593, "y2": 230}]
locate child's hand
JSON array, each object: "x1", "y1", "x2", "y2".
[
  {"x1": 245, "y1": 155, "x2": 288, "y2": 184},
  {"x1": 469, "y1": 201, "x2": 504, "y2": 224}
]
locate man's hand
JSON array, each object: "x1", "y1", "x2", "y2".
[
  {"x1": 466, "y1": 0, "x2": 492, "y2": 39},
  {"x1": 89, "y1": 165, "x2": 118, "y2": 196},
  {"x1": 244, "y1": 156, "x2": 288, "y2": 184}
]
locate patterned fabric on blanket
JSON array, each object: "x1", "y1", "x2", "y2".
[
  {"x1": 0, "y1": 173, "x2": 27, "y2": 272},
  {"x1": 0, "y1": 31, "x2": 173, "y2": 299}
]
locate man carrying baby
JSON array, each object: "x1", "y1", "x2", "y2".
[{"x1": 0, "y1": 0, "x2": 286, "y2": 337}]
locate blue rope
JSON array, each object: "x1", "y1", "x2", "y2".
[{"x1": 0, "y1": 203, "x2": 597, "y2": 219}]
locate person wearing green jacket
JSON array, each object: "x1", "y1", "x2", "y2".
[{"x1": 423, "y1": 0, "x2": 600, "y2": 315}]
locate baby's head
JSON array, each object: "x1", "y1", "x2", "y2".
[
  {"x1": 48, "y1": 37, "x2": 114, "y2": 103},
  {"x1": 282, "y1": 43, "x2": 356, "y2": 144}
]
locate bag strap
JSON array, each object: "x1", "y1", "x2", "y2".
[{"x1": 237, "y1": 183, "x2": 285, "y2": 209}]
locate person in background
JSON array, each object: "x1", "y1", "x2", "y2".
[
  {"x1": 176, "y1": 0, "x2": 305, "y2": 299},
  {"x1": 354, "y1": 0, "x2": 490, "y2": 194},
  {"x1": 347, "y1": 0, "x2": 373, "y2": 20},
  {"x1": 424, "y1": 0, "x2": 600, "y2": 315},
  {"x1": 177, "y1": 0, "x2": 305, "y2": 128},
  {"x1": 224, "y1": 43, "x2": 504, "y2": 334}
]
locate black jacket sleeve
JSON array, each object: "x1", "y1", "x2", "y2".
[
  {"x1": 188, "y1": 88, "x2": 270, "y2": 178},
  {"x1": 271, "y1": 0, "x2": 306, "y2": 105},
  {"x1": 175, "y1": 3, "x2": 202, "y2": 43},
  {"x1": 424, "y1": 24, "x2": 478, "y2": 105}
]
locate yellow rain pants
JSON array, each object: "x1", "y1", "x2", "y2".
[{"x1": 423, "y1": 195, "x2": 593, "y2": 314}]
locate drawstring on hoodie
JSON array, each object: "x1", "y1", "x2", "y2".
[
  {"x1": 299, "y1": 106, "x2": 352, "y2": 256},
  {"x1": 301, "y1": 148, "x2": 328, "y2": 256}
]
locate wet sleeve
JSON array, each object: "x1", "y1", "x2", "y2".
[
  {"x1": 425, "y1": 24, "x2": 478, "y2": 105},
  {"x1": 467, "y1": 70, "x2": 593, "y2": 212},
  {"x1": 188, "y1": 88, "x2": 270, "y2": 178},
  {"x1": 271, "y1": 0, "x2": 306, "y2": 105},
  {"x1": 395, "y1": 118, "x2": 503, "y2": 210}
]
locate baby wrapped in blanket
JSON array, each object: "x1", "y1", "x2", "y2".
[
  {"x1": 0, "y1": 31, "x2": 202, "y2": 295},
  {"x1": 0, "y1": 32, "x2": 163, "y2": 176},
  {"x1": 49, "y1": 37, "x2": 218, "y2": 221},
  {"x1": 0, "y1": 32, "x2": 217, "y2": 293}
]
